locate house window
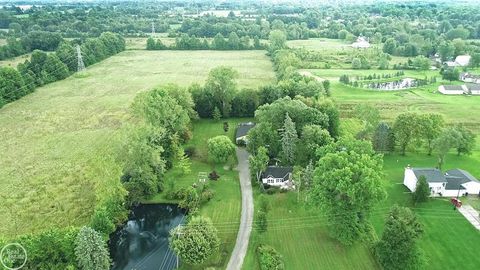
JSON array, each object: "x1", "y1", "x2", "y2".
[{"x1": 267, "y1": 178, "x2": 274, "y2": 184}]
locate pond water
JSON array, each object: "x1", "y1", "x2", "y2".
[
  {"x1": 366, "y1": 78, "x2": 417, "y2": 90},
  {"x1": 109, "y1": 204, "x2": 185, "y2": 270}
]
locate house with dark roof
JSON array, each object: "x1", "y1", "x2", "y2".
[
  {"x1": 460, "y1": 72, "x2": 480, "y2": 84},
  {"x1": 261, "y1": 166, "x2": 294, "y2": 189},
  {"x1": 404, "y1": 166, "x2": 480, "y2": 197},
  {"x1": 438, "y1": 85, "x2": 467, "y2": 95},
  {"x1": 235, "y1": 122, "x2": 255, "y2": 145}
]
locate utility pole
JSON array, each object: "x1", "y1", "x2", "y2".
[
  {"x1": 174, "y1": 225, "x2": 184, "y2": 269},
  {"x1": 76, "y1": 44, "x2": 85, "y2": 72},
  {"x1": 151, "y1": 21, "x2": 155, "y2": 36}
]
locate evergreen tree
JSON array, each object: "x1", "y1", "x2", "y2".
[
  {"x1": 281, "y1": 113, "x2": 298, "y2": 165},
  {"x1": 412, "y1": 176, "x2": 430, "y2": 204},
  {"x1": 375, "y1": 205, "x2": 424, "y2": 270}
]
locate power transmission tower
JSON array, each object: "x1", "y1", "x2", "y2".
[
  {"x1": 151, "y1": 21, "x2": 155, "y2": 36},
  {"x1": 76, "y1": 44, "x2": 85, "y2": 72}
]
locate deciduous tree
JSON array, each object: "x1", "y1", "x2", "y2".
[
  {"x1": 207, "y1": 135, "x2": 236, "y2": 165},
  {"x1": 170, "y1": 216, "x2": 220, "y2": 265},
  {"x1": 311, "y1": 139, "x2": 386, "y2": 245},
  {"x1": 75, "y1": 227, "x2": 111, "y2": 270}
]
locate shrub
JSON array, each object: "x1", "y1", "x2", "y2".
[
  {"x1": 209, "y1": 170, "x2": 220, "y2": 180},
  {"x1": 256, "y1": 244, "x2": 285, "y2": 270},
  {"x1": 184, "y1": 146, "x2": 196, "y2": 157},
  {"x1": 201, "y1": 189, "x2": 215, "y2": 203}
]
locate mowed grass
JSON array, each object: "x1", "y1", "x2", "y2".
[
  {"x1": 243, "y1": 190, "x2": 379, "y2": 270},
  {"x1": 371, "y1": 153, "x2": 480, "y2": 270},
  {"x1": 0, "y1": 50, "x2": 275, "y2": 237},
  {"x1": 148, "y1": 119, "x2": 249, "y2": 269}
]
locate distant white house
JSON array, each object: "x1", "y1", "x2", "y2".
[
  {"x1": 261, "y1": 166, "x2": 295, "y2": 189},
  {"x1": 404, "y1": 167, "x2": 480, "y2": 197},
  {"x1": 438, "y1": 85, "x2": 467, "y2": 95},
  {"x1": 460, "y1": 72, "x2": 480, "y2": 84},
  {"x1": 235, "y1": 122, "x2": 255, "y2": 145},
  {"x1": 445, "y1": 55, "x2": 471, "y2": 67},
  {"x1": 351, "y1": 36, "x2": 370, "y2": 49}
]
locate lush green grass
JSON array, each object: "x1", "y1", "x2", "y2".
[
  {"x1": 148, "y1": 119, "x2": 251, "y2": 269},
  {"x1": 329, "y1": 81, "x2": 480, "y2": 132},
  {"x1": 373, "y1": 153, "x2": 480, "y2": 270},
  {"x1": 243, "y1": 189, "x2": 379, "y2": 270},
  {"x1": 0, "y1": 50, "x2": 274, "y2": 237}
]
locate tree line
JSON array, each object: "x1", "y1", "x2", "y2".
[
  {"x1": 0, "y1": 32, "x2": 125, "y2": 109},
  {"x1": 146, "y1": 33, "x2": 264, "y2": 51}
]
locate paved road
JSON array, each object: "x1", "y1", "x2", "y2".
[
  {"x1": 226, "y1": 148, "x2": 254, "y2": 270},
  {"x1": 458, "y1": 204, "x2": 480, "y2": 230}
]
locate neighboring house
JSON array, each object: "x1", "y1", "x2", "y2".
[
  {"x1": 465, "y1": 84, "x2": 480, "y2": 95},
  {"x1": 235, "y1": 122, "x2": 255, "y2": 145},
  {"x1": 444, "y1": 55, "x2": 471, "y2": 67},
  {"x1": 261, "y1": 166, "x2": 294, "y2": 189},
  {"x1": 403, "y1": 166, "x2": 480, "y2": 197},
  {"x1": 460, "y1": 72, "x2": 480, "y2": 84},
  {"x1": 438, "y1": 85, "x2": 467, "y2": 95},
  {"x1": 351, "y1": 36, "x2": 370, "y2": 49}
]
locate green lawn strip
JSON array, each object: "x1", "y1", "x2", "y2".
[{"x1": 243, "y1": 188, "x2": 379, "y2": 270}]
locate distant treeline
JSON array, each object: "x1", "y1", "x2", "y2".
[
  {"x1": 146, "y1": 33, "x2": 264, "y2": 50},
  {"x1": 0, "y1": 32, "x2": 125, "y2": 109},
  {"x1": 0, "y1": 31, "x2": 63, "y2": 60}
]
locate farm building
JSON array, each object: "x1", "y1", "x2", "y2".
[
  {"x1": 235, "y1": 122, "x2": 255, "y2": 145},
  {"x1": 351, "y1": 36, "x2": 370, "y2": 49},
  {"x1": 438, "y1": 85, "x2": 467, "y2": 95},
  {"x1": 261, "y1": 166, "x2": 294, "y2": 189},
  {"x1": 403, "y1": 166, "x2": 480, "y2": 197}
]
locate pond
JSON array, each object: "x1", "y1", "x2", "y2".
[
  {"x1": 366, "y1": 78, "x2": 418, "y2": 90},
  {"x1": 109, "y1": 204, "x2": 186, "y2": 270}
]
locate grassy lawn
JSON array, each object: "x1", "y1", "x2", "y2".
[
  {"x1": 0, "y1": 50, "x2": 274, "y2": 237},
  {"x1": 147, "y1": 119, "x2": 249, "y2": 269},
  {"x1": 373, "y1": 153, "x2": 480, "y2": 270},
  {"x1": 243, "y1": 190, "x2": 379, "y2": 270}
]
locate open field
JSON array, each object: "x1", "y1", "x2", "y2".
[
  {"x1": 148, "y1": 119, "x2": 249, "y2": 269},
  {"x1": 326, "y1": 81, "x2": 480, "y2": 133},
  {"x1": 0, "y1": 53, "x2": 32, "y2": 68},
  {"x1": 0, "y1": 50, "x2": 275, "y2": 237}
]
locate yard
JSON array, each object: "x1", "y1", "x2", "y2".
[
  {"x1": 147, "y1": 119, "x2": 251, "y2": 269},
  {"x1": 0, "y1": 50, "x2": 275, "y2": 237}
]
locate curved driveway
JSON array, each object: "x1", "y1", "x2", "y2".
[{"x1": 226, "y1": 148, "x2": 254, "y2": 270}]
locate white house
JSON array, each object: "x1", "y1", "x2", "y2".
[
  {"x1": 404, "y1": 167, "x2": 480, "y2": 197},
  {"x1": 459, "y1": 72, "x2": 480, "y2": 84},
  {"x1": 261, "y1": 166, "x2": 294, "y2": 189},
  {"x1": 235, "y1": 122, "x2": 255, "y2": 145},
  {"x1": 438, "y1": 85, "x2": 467, "y2": 95},
  {"x1": 351, "y1": 36, "x2": 370, "y2": 49}
]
